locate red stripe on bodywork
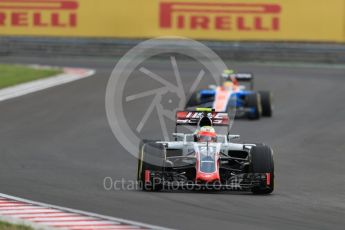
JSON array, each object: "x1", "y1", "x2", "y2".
[
  {"x1": 144, "y1": 170, "x2": 150, "y2": 183},
  {"x1": 266, "y1": 173, "x2": 271, "y2": 185}
]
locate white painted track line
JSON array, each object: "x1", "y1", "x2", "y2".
[{"x1": 0, "y1": 67, "x2": 95, "y2": 102}]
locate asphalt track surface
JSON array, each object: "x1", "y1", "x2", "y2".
[{"x1": 0, "y1": 56, "x2": 345, "y2": 230}]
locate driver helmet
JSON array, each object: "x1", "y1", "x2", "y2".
[
  {"x1": 196, "y1": 126, "x2": 217, "y2": 142},
  {"x1": 221, "y1": 69, "x2": 238, "y2": 87},
  {"x1": 221, "y1": 69, "x2": 234, "y2": 78}
]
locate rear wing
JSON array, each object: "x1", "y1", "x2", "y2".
[
  {"x1": 231, "y1": 73, "x2": 254, "y2": 89},
  {"x1": 176, "y1": 111, "x2": 229, "y2": 126}
]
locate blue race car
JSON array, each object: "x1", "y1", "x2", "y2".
[{"x1": 185, "y1": 70, "x2": 273, "y2": 120}]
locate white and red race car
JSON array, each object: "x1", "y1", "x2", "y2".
[{"x1": 137, "y1": 109, "x2": 274, "y2": 194}]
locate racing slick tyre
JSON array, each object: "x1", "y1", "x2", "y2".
[
  {"x1": 137, "y1": 141, "x2": 165, "y2": 191},
  {"x1": 185, "y1": 92, "x2": 200, "y2": 108},
  {"x1": 250, "y1": 145, "x2": 274, "y2": 194},
  {"x1": 259, "y1": 91, "x2": 273, "y2": 117},
  {"x1": 245, "y1": 93, "x2": 262, "y2": 120}
]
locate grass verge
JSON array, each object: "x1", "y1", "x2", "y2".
[
  {"x1": 0, "y1": 221, "x2": 33, "y2": 230},
  {"x1": 0, "y1": 64, "x2": 62, "y2": 89}
]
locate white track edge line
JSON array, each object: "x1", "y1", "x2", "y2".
[
  {"x1": 0, "y1": 193, "x2": 172, "y2": 230},
  {"x1": 0, "y1": 69, "x2": 96, "y2": 102}
]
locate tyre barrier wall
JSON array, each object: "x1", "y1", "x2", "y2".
[{"x1": 1, "y1": 37, "x2": 345, "y2": 63}]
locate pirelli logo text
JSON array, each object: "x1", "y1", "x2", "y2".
[
  {"x1": 0, "y1": 0, "x2": 78, "y2": 28},
  {"x1": 160, "y1": 2, "x2": 281, "y2": 32}
]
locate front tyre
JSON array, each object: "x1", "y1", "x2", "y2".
[
  {"x1": 137, "y1": 141, "x2": 165, "y2": 191},
  {"x1": 250, "y1": 145, "x2": 274, "y2": 194},
  {"x1": 245, "y1": 93, "x2": 262, "y2": 120},
  {"x1": 259, "y1": 91, "x2": 273, "y2": 117}
]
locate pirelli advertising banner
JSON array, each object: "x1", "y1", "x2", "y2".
[{"x1": 0, "y1": 0, "x2": 344, "y2": 42}]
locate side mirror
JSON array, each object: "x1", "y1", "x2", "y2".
[
  {"x1": 238, "y1": 85, "x2": 246, "y2": 90},
  {"x1": 228, "y1": 135, "x2": 240, "y2": 141},
  {"x1": 209, "y1": 84, "x2": 217, "y2": 90},
  {"x1": 172, "y1": 133, "x2": 185, "y2": 141},
  {"x1": 172, "y1": 133, "x2": 184, "y2": 138}
]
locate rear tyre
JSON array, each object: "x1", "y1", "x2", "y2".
[
  {"x1": 250, "y1": 145, "x2": 274, "y2": 194},
  {"x1": 245, "y1": 93, "x2": 262, "y2": 120},
  {"x1": 137, "y1": 141, "x2": 165, "y2": 191},
  {"x1": 185, "y1": 92, "x2": 200, "y2": 108},
  {"x1": 259, "y1": 91, "x2": 273, "y2": 117}
]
